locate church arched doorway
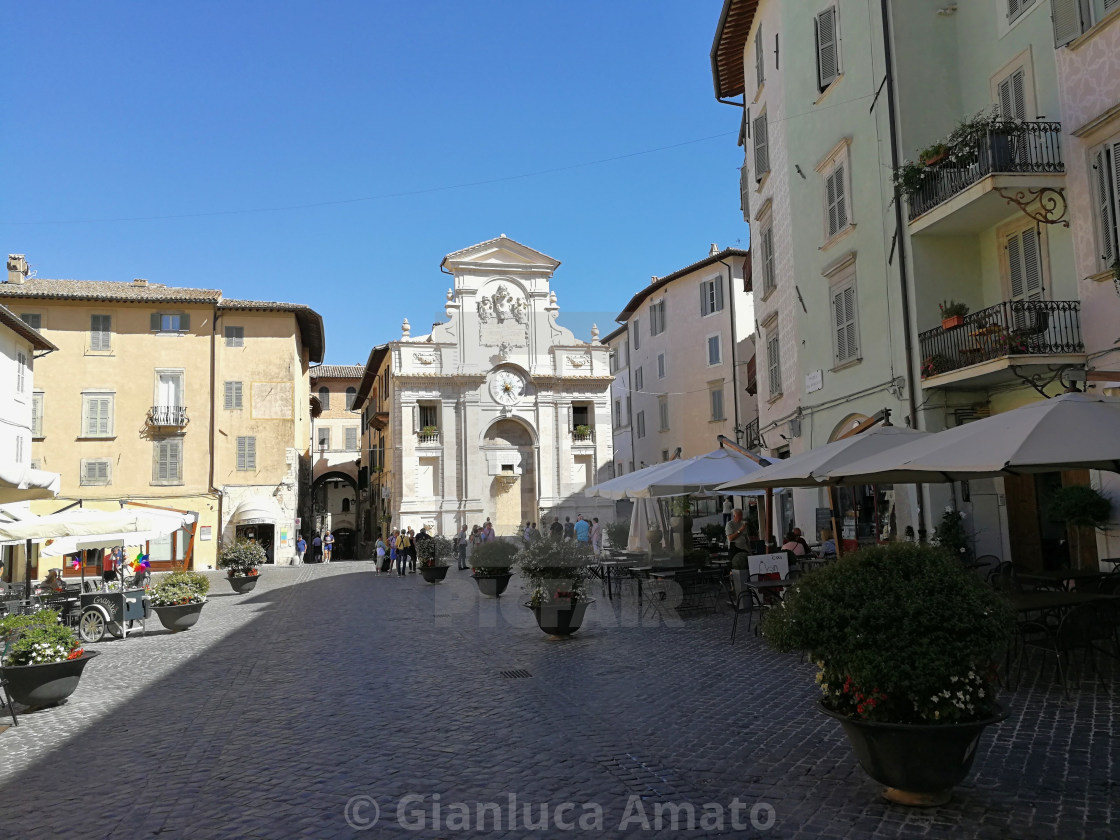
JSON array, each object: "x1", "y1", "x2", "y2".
[{"x1": 482, "y1": 418, "x2": 537, "y2": 537}]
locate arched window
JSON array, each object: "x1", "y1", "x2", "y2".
[
  {"x1": 341, "y1": 498, "x2": 351, "y2": 513},
  {"x1": 345, "y1": 386, "x2": 357, "y2": 410},
  {"x1": 318, "y1": 386, "x2": 330, "y2": 410}
]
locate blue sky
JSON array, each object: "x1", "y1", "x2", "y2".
[{"x1": 2, "y1": 1, "x2": 748, "y2": 364}]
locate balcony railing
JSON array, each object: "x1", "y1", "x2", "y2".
[
  {"x1": 907, "y1": 121, "x2": 1064, "y2": 221},
  {"x1": 148, "y1": 405, "x2": 188, "y2": 427},
  {"x1": 572, "y1": 428, "x2": 595, "y2": 443},
  {"x1": 919, "y1": 300, "x2": 1082, "y2": 379},
  {"x1": 417, "y1": 429, "x2": 440, "y2": 444},
  {"x1": 740, "y1": 417, "x2": 762, "y2": 451}
]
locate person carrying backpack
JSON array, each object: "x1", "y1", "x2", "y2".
[{"x1": 395, "y1": 529, "x2": 412, "y2": 575}]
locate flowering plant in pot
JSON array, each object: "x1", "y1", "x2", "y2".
[
  {"x1": 416, "y1": 535, "x2": 453, "y2": 583},
  {"x1": 939, "y1": 300, "x2": 969, "y2": 330},
  {"x1": 217, "y1": 539, "x2": 266, "y2": 593},
  {"x1": 0, "y1": 608, "x2": 98, "y2": 709},
  {"x1": 762, "y1": 541, "x2": 1013, "y2": 806},
  {"x1": 469, "y1": 539, "x2": 519, "y2": 597},
  {"x1": 516, "y1": 538, "x2": 596, "y2": 636},
  {"x1": 148, "y1": 571, "x2": 210, "y2": 632}
]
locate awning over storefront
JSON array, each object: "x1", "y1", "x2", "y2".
[
  {"x1": 38, "y1": 509, "x2": 197, "y2": 557},
  {"x1": 0, "y1": 464, "x2": 61, "y2": 503},
  {"x1": 230, "y1": 496, "x2": 286, "y2": 526}
]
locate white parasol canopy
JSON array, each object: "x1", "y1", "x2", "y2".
[
  {"x1": 0, "y1": 463, "x2": 61, "y2": 503},
  {"x1": 38, "y1": 509, "x2": 197, "y2": 557},
  {"x1": 630, "y1": 446, "x2": 770, "y2": 497},
  {"x1": 585, "y1": 459, "x2": 686, "y2": 500},
  {"x1": 718, "y1": 426, "x2": 931, "y2": 490},
  {"x1": 829, "y1": 393, "x2": 1120, "y2": 484}
]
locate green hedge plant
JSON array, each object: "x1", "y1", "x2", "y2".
[
  {"x1": 149, "y1": 571, "x2": 210, "y2": 607},
  {"x1": 217, "y1": 539, "x2": 266, "y2": 577},
  {"x1": 416, "y1": 535, "x2": 454, "y2": 568},
  {"x1": 516, "y1": 539, "x2": 595, "y2": 607},
  {"x1": 0, "y1": 608, "x2": 82, "y2": 666},
  {"x1": 470, "y1": 540, "x2": 519, "y2": 578}
]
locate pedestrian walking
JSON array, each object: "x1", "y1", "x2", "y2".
[
  {"x1": 574, "y1": 514, "x2": 590, "y2": 546},
  {"x1": 455, "y1": 524, "x2": 469, "y2": 570},
  {"x1": 722, "y1": 496, "x2": 734, "y2": 526},
  {"x1": 311, "y1": 533, "x2": 322, "y2": 563},
  {"x1": 323, "y1": 531, "x2": 335, "y2": 563},
  {"x1": 550, "y1": 517, "x2": 563, "y2": 540},
  {"x1": 480, "y1": 521, "x2": 494, "y2": 542},
  {"x1": 563, "y1": 517, "x2": 575, "y2": 541},
  {"x1": 374, "y1": 534, "x2": 387, "y2": 574},
  {"x1": 295, "y1": 536, "x2": 306, "y2": 565},
  {"x1": 591, "y1": 517, "x2": 602, "y2": 557}
]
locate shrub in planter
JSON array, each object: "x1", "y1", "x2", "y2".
[
  {"x1": 931, "y1": 508, "x2": 972, "y2": 564},
  {"x1": 470, "y1": 539, "x2": 519, "y2": 577},
  {"x1": 148, "y1": 571, "x2": 210, "y2": 607},
  {"x1": 603, "y1": 520, "x2": 630, "y2": 550},
  {"x1": 416, "y1": 535, "x2": 454, "y2": 569},
  {"x1": 0, "y1": 609, "x2": 83, "y2": 667},
  {"x1": 217, "y1": 539, "x2": 265, "y2": 578},
  {"x1": 1048, "y1": 484, "x2": 1113, "y2": 566},
  {"x1": 516, "y1": 539, "x2": 595, "y2": 607}
]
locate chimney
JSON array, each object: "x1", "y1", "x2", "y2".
[
  {"x1": 132, "y1": 278, "x2": 149, "y2": 287},
  {"x1": 7, "y1": 254, "x2": 29, "y2": 285},
  {"x1": 709, "y1": 243, "x2": 719, "y2": 256}
]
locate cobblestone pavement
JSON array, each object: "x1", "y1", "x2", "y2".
[{"x1": 0, "y1": 564, "x2": 1116, "y2": 839}]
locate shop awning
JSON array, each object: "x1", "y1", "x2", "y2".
[{"x1": 230, "y1": 496, "x2": 285, "y2": 525}]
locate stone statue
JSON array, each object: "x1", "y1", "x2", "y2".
[
  {"x1": 511, "y1": 297, "x2": 528, "y2": 325},
  {"x1": 493, "y1": 285, "x2": 512, "y2": 321},
  {"x1": 477, "y1": 296, "x2": 494, "y2": 323}
]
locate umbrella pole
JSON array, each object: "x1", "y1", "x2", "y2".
[
  {"x1": 764, "y1": 488, "x2": 773, "y2": 545},
  {"x1": 829, "y1": 487, "x2": 843, "y2": 559},
  {"x1": 23, "y1": 538, "x2": 32, "y2": 601}
]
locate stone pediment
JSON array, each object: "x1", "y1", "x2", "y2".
[{"x1": 441, "y1": 235, "x2": 561, "y2": 273}]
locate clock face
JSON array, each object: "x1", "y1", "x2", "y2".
[{"x1": 490, "y1": 370, "x2": 527, "y2": 405}]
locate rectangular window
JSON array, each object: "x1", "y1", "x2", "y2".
[
  {"x1": 825, "y1": 160, "x2": 849, "y2": 238},
  {"x1": 635, "y1": 367, "x2": 644, "y2": 392},
  {"x1": 767, "y1": 329, "x2": 783, "y2": 398},
  {"x1": 609, "y1": 350, "x2": 618, "y2": 373},
  {"x1": 236, "y1": 436, "x2": 257, "y2": 470},
  {"x1": 223, "y1": 381, "x2": 243, "y2": 410},
  {"x1": 90, "y1": 314, "x2": 111, "y2": 351},
  {"x1": 632, "y1": 318, "x2": 640, "y2": 349},
  {"x1": 1091, "y1": 139, "x2": 1120, "y2": 272},
  {"x1": 710, "y1": 386, "x2": 725, "y2": 421},
  {"x1": 1052, "y1": 0, "x2": 1089, "y2": 46},
  {"x1": 153, "y1": 438, "x2": 183, "y2": 484},
  {"x1": 700, "y1": 277, "x2": 724, "y2": 316},
  {"x1": 996, "y1": 67, "x2": 1028, "y2": 121},
  {"x1": 832, "y1": 282, "x2": 860, "y2": 365},
  {"x1": 1008, "y1": 0, "x2": 1037, "y2": 24},
  {"x1": 345, "y1": 426, "x2": 358, "y2": 450},
  {"x1": 156, "y1": 370, "x2": 184, "y2": 408},
  {"x1": 613, "y1": 399, "x2": 621, "y2": 429},
  {"x1": 16, "y1": 351, "x2": 26, "y2": 392},
  {"x1": 318, "y1": 428, "x2": 331, "y2": 450},
  {"x1": 707, "y1": 335, "x2": 722, "y2": 366},
  {"x1": 761, "y1": 224, "x2": 776, "y2": 294},
  {"x1": 636, "y1": 410, "x2": 646, "y2": 439},
  {"x1": 418, "y1": 404, "x2": 438, "y2": 429},
  {"x1": 650, "y1": 300, "x2": 666, "y2": 335},
  {"x1": 755, "y1": 25, "x2": 765, "y2": 88},
  {"x1": 658, "y1": 395, "x2": 669, "y2": 431},
  {"x1": 32, "y1": 392, "x2": 44, "y2": 438},
  {"x1": 81, "y1": 393, "x2": 114, "y2": 437},
  {"x1": 151, "y1": 312, "x2": 190, "y2": 332},
  {"x1": 81, "y1": 458, "x2": 111, "y2": 486},
  {"x1": 657, "y1": 353, "x2": 666, "y2": 379},
  {"x1": 753, "y1": 112, "x2": 770, "y2": 181},
  {"x1": 224, "y1": 325, "x2": 244, "y2": 347},
  {"x1": 20, "y1": 313, "x2": 41, "y2": 330},
  {"x1": 815, "y1": 7, "x2": 840, "y2": 90}
]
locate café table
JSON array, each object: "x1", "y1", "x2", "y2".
[
  {"x1": 596, "y1": 559, "x2": 639, "y2": 601},
  {"x1": 1006, "y1": 590, "x2": 1118, "y2": 613},
  {"x1": 1016, "y1": 569, "x2": 1111, "y2": 592}
]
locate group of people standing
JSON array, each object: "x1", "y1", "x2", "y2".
[
  {"x1": 294, "y1": 531, "x2": 334, "y2": 565},
  {"x1": 373, "y1": 526, "x2": 429, "y2": 576}
]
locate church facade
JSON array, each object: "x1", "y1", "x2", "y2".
[{"x1": 377, "y1": 236, "x2": 614, "y2": 537}]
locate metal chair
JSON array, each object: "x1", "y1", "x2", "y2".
[
  {"x1": 722, "y1": 575, "x2": 759, "y2": 643},
  {"x1": 0, "y1": 632, "x2": 21, "y2": 725}
]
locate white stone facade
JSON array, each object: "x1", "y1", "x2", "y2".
[{"x1": 388, "y1": 237, "x2": 614, "y2": 537}]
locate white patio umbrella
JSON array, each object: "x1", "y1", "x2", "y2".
[
  {"x1": 585, "y1": 459, "x2": 686, "y2": 500},
  {"x1": 38, "y1": 508, "x2": 197, "y2": 557},
  {"x1": 0, "y1": 508, "x2": 145, "y2": 543},
  {"x1": 829, "y1": 393, "x2": 1120, "y2": 484},
  {"x1": 631, "y1": 446, "x2": 771, "y2": 497},
  {"x1": 0, "y1": 463, "x2": 61, "y2": 503},
  {"x1": 717, "y1": 426, "x2": 932, "y2": 490},
  {"x1": 628, "y1": 497, "x2": 669, "y2": 552}
]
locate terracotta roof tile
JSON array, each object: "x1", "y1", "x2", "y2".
[
  {"x1": 0, "y1": 277, "x2": 221, "y2": 303},
  {"x1": 311, "y1": 365, "x2": 365, "y2": 379}
]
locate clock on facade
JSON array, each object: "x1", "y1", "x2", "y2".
[{"x1": 489, "y1": 369, "x2": 527, "y2": 405}]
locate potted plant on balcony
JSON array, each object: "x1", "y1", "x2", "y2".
[
  {"x1": 148, "y1": 571, "x2": 210, "y2": 632},
  {"x1": 416, "y1": 535, "x2": 453, "y2": 583},
  {"x1": 573, "y1": 424, "x2": 592, "y2": 441},
  {"x1": 517, "y1": 539, "x2": 595, "y2": 637},
  {"x1": 469, "y1": 539, "x2": 519, "y2": 597},
  {"x1": 217, "y1": 538, "x2": 265, "y2": 593},
  {"x1": 1, "y1": 608, "x2": 99, "y2": 710},
  {"x1": 762, "y1": 542, "x2": 1013, "y2": 806},
  {"x1": 939, "y1": 300, "x2": 969, "y2": 330},
  {"x1": 920, "y1": 354, "x2": 954, "y2": 379},
  {"x1": 419, "y1": 425, "x2": 439, "y2": 438},
  {"x1": 891, "y1": 161, "x2": 929, "y2": 196},
  {"x1": 919, "y1": 142, "x2": 949, "y2": 167}
]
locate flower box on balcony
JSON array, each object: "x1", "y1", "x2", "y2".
[{"x1": 941, "y1": 315, "x2": 965, "y2": 331}]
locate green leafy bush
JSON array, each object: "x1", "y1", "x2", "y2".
[
  {"x1": 516, "y1": 539, "x2": 595, "y2": 606},
  {"x1": 216, "y1": 539, "x2": 266, "y2": 576},
  {"x1": 1048, "y1": 485, "x2": 1112, "y2": 529},
  {"x1": 0, "y1": 609, "x2": 80, "y2": 666},
  {"x1": 416, "y1": 535, "x2": 453, "y2": 568},
  {"x1": 700, "y1": 523, "x2": 725, "y2": 543},
  {"x1": 762, "y1": 542, "x2": 1012, "y2": 724},
  {"x1": 603, "y1": 519, "x2": 630, "y2": 550},
  {"x1": 149, "y1": 571, "x2": 210, "y2": 607},
  {"x1": 470, "y1": 540, "x2": 519, "y2": 577},
  {"x1": 931, "y1": 507, "x2": 971, "y2": 563}
]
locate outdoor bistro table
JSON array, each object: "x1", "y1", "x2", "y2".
[
  {"x1": 1016, "y1": 569, "x2": 1112, "y2": 592},
  {"x1": 1006, "y1": 590, "x2": 1119, "y2": 613},
  {"x1": 596, "y1": 559, "x2": 639, "y2": 601}
]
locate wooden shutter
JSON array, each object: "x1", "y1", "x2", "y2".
[
  {"x1": 715, "y1": 275, "x2": 724, "y2": 311},
  {"x1": 1007, "y1": 229, "x2": 1043, "y2": 302},
  {"x1": 827, "y1": 164, "x2": 848, "y2": 236},
  {"x1": 86, "y1": 397, "x2": 111, "y2": 436},
  {"x1": 767, "y1": 333, "x2": 781, "y2": 395},
  {"x1": 31, "y1": 393, "x2": 41, "y2": 437},
  {"x1": 151, "y1": 313, "x2": 161, "y2": 331},
  {"x1": 223, "y1": 382, "x2": 234, "y2": 410},
  {"x1": 753, "y1": 114, "x2": 769, "y2": 180},
  {"x1": 90, "y1": 315, "x2": 110, "y2": 351},
  {"x1": 834, "y1": 285, "x2": 857, "y2": 363},
  {"x1": 816, "y1": 7, "x2": 839, "y2": 89},
  {"x1": 997, "y1": 69, "x2": 1026, "y2": 120},
  {"x1": 1094, "y1": 148, "x2": 1117, "y2": 266},
  {"x1": 762, "y1": 226, "x2": 775, "y2": 292},
  {"x1": 755, "y1": 26, "x2": 764, "y2": 88},
  {"x1": 701, "y1": 283, "x2": 710, "y2": 317},
  {"x1": 739, "y1": 164, "x2": 751, "y2": 220},
  {"x1": 1052, "y1": 0, "x2": 1086, "y2": 47}
]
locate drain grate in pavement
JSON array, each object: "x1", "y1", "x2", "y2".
[{"x1": 499, "y1": 668, "x2": 533, "y2": 679}]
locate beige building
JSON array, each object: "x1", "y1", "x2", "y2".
[
  {"x1": 309, "y1": 364, "x2": 364, "y2": 558},
  {"x1": 353, "y1": 344, "x2": 392, "y2": 552},
  {"x1": 1, "y1": 255, "x2": 324, "y2": 570}
]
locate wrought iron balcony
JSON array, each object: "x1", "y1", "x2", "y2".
[
  {"x1": 919, "y1": 300, "x2": 1082, "y2": 380},
  {"x1": 148, "y1": 405, "x2": 188, "y2": 427},
  {"x1": 907, "y1": 122, "x2": 1064, "y2": 221},
  {"x1": 740, "y1": 417, "x2": 762, "y2": 451}
]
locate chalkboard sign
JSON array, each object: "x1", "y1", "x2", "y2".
[{"x1": 815, "y1": 508, "x2": 833, "y2": 538}]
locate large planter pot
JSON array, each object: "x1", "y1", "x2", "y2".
[
  {"x1": 646, "y1": 529, "x2": 663, "y2": 552},
  {"x1": 3, "y1": 650, "x2": 100, "y2": 709},
  {"x1": 820, "y1": 701, "x2": 1008, "y2": 806},
  {"x1": 524, "y1": 599, "x2": 594, "y2": 637},
  {"x1": 419, "y1": 565, "x2": 450, "y2": 584},
  {"x1": 227, "y1": 574, "x2": 260, "y2": 594},
  {"x1": 152, "y1": 601, "x2": 206, "y2": 632},
  {"x1": 472, "y1": 572, "x2": 513, "y2": 597}
]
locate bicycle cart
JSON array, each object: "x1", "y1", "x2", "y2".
[{"x1": 75, "y1": 563, "x2": 150, "y2": 643}]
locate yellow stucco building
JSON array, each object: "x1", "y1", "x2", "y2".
[{"x1": 1, "y1": 257, "x2": 324, "y2": 572}]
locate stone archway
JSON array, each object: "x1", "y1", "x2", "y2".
[{"x1": 482, "y1": 418, "x2": 537, "y2": 537}]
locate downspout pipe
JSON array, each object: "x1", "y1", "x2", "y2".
[{"x1": 878, "y1": 0, "x2": 926, "y2": 538}]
